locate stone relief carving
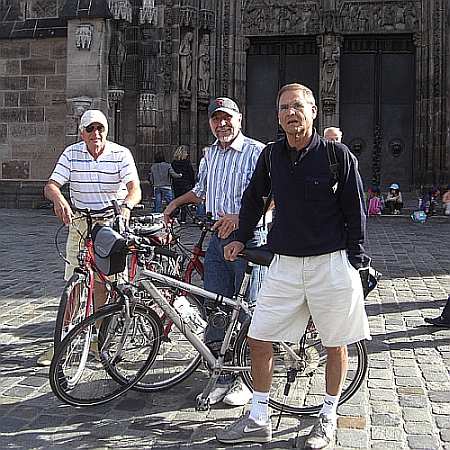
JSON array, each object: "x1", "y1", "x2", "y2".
[
  {"x1": 108, "y1": 0, "x2": 133, "y2": 22},
  {"x1": 180, "y1": 5, "x2": 197, "y2": 27},
  {"x1": 139, "y1": 93, "x2": 157, "y2": 111},
  {"x1": 243, "y1": 1, "x2": 320, "y2": 35},
  {"x1": 163, "y1": 0, "x2": 173, "y2": 94},
  {"x1": 139, "y1": 0, "x2": 158, "y2": 25},
  {"x1": 76, "y1": 25, "x2": 92, "y2": 50},
  {"x1": 199, "y1": 9, "x2": 215, "y2": 30},
  {"x1": 349, "y1": 138, "x2": 365, "y2": 157},
  {"x1": 389, "y1": 139, "x2": 404, "y2": 157},
  {"x1": 198, "y1": 34, "x2": 210, "y2": 95},
  {"x1": 341, "y1": 1, "x2": 419, "y2": 33},
  {"x1": 242, "y1": 1, "x2": 419, "y2": 35},
  {"x1": 72, "y1": 97, "x2": 92, "y2": 134},
  {"x1": 373, "y1": 125, "x2": 382, "y2": 186},
  {"x1": 179, "y1": 31, "x2": 193, "y2": 93},
  {"x1": 139, "y1": 28, "x2": 158, "y2": 92}
]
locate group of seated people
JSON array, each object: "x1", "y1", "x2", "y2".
[{"x1": 366, "y1": 183, "x2": 450, "y2": 217}]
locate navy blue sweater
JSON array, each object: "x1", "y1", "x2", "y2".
[{"x1": 235, "y1": 131, "x2": 367, "y2": 268}]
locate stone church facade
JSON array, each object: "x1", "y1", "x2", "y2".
[{"x1": 0, "y1": 0, "x2": 448, "y2": 207}]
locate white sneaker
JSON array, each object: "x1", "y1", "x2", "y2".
[
  {"x1": 223, "y1": 379, "x2": 252, "y2": 406},
  {"x1": 202, "y1": 383, "x2": 231, "y2": 405}
]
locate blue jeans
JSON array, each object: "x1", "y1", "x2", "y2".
[
  {"x1": 154, "y1": 188, "x2": 174, "y2": 213},
  {"x1": 196, "y1": 202, "x2": 205, "y2": 220},
  {"x1": 204, "y1": 233, "x2": 247, "y2": 384}
]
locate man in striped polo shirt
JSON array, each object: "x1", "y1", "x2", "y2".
[
  {"x1": 37, "y1": 110, "x2": 141, "y2": 366},
  {"x1": 164, "y1": 97, "x2": 266, "y2": 407}
]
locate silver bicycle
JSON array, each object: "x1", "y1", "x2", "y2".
[{"x1": 50, "y1": 235, "x2": 376, "y2": 414}]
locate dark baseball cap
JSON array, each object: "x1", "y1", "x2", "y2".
[{"x1": 208, "y1": 97, "x2": 240, "y2": 118}]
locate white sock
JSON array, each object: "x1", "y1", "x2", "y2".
[
  {"x1": 249, "y1": 391, "x2": 269, "y2": 425},
  {"x1": 320, "y1": 393, "x2": 339, "y2": 420}
]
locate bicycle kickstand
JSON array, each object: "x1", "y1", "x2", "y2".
[{"x1": 275, "y1": 368, "x2": 297, "y2": 430}]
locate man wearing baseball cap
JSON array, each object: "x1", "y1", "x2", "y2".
[
  {"x1": 38, "y1": 109, "x2": 141, "y2": 366},
  {"x1": 164, "y1": 97, "x2": 267, "y2": 407}
]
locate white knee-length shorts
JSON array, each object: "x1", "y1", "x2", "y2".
[{"x1": 248, "y1": 250, "x2": 371, "y2": 347}]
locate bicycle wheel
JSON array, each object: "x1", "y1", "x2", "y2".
[
  {"x1": 131, "y1": 285, "x2": 203, "y2": 391},
  {"x1": 49, "y1": 302, "x2": 163, "y2": 406},
  {"x1": 54, "y1": 272, "x2": 90, "y2": 349},
  {"x1": 235, "y1": 320, "x2": 368, "y2": 416}
]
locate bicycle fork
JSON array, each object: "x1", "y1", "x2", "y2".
[{"x1": 196, "y1": 264, "x2": 254, "y2": 411}]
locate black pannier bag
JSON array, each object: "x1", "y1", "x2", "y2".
[{"x1": 91, "y1": 223, "x2": 127, "y2": 276}]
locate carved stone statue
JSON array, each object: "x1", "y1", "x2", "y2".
[
  {"x1": 109, "y1": 27, "x2": 127, "y2": 88},
  {"x1": 179, "y1": 31, "x2": 193, "y2": 93},
  {"x1": 198, "y1": 34, "x2": 210, "y2": 94},
  {"x1": 139, "y1": 28, "x2": 158, "y2": 91},
  {"x1": 322, "y1": 35, "x2": 339, "y2": 96}
]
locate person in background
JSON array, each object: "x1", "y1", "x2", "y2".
[
  {"x1": 386, "y1": 183, "x2": 404, "y2": 215},
  {"x1": 323, "y1": 126, "x2": 342, "y2": 142},
  {"x1": 38, "y1": 109, "x2": 141, "y2": 366},
  {"x1": 423, "y1": 186, "x2": 439, "y2": 216},
  {"x1": 148, "y1": 150, "x2": 182, "y2": 213},
  {"x1": 171, "y1": 145, "x2": 195, "y2": 224},
  {"x1": 367, "y1": 185, "x2": 385, "y2": 216},
  {"x1": 164, "y1": 97, "x2": 265, "y2": 407},
  {"x1": 441, "y1": 184, "x2": 450, "y2": 216},
  {"x1": 218, "y1": 83, "x2": 370, "y2": 448}
]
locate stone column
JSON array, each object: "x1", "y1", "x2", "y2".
[{"x1": 60, "y1": 0, "x2": 112, "y2": 147}]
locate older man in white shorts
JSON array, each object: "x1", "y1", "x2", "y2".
[{"x1": 219, "y1": 83, "x2": 371, "y2": 450}]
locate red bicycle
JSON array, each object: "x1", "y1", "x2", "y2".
[{"x1": 53, "y1": 203, "x2": 127, "y2": 350}]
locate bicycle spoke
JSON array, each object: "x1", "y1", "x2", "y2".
[
  {"x1": 236, "y1": 320, "x2": 367, "y2": 415},
  {"x1": 131, "y1": 287, "x2": 203, "y2": 391},
  {"x1": 50, "y1": 303, "x2": 162, "y2": 406}
]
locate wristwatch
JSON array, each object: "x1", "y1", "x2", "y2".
[{"x1": 121, "y1": 201, "x2": 133, "y2": 211}]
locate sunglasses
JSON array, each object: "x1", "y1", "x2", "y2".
[{"x1": 85, "y1": 125, "x2": 105, "y2": 133}]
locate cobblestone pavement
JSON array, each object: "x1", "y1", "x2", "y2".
[{"x1": 1, "y1": 209, "x2": 449, "y2": 450}]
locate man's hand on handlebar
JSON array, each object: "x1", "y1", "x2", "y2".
[
  {"x1": 163, "y1": 202, "x2": 179, "y2": 227},
  {"x1": 224, "y1": 241, "x2": 245, "y2": 261},
  {"x1": 212, "y1": 213, "x2": 239, "y2": 239}
]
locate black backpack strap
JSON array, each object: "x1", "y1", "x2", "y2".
[
  {"x1": 326, "y1": 140, "x2": 340, "y2": 193},
  {"x1": 327, "y1": 140, "x2": 339, "y2": 181},
  {"x1": 262, "y1": 142, "x2": 274, "y2": 224}
]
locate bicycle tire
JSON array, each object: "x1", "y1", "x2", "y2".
[
  {"x1": 49, "y1": 302, "x2": 163, "y2": 407},
  {"x1": 235, "y1": 320, "x2": 368, "y2": 416},
  {"x1": 130, "y1": 286, "x2": 203, "y2": 392},
  {"x1": 54, "y1": 272, "x2": 90, "y2": 349}
]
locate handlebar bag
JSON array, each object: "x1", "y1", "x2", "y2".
[{"x1": 92, "y1": 223, "x2": 127, "y2": 275}]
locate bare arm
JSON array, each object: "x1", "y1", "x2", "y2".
[
  {"x1": 120, "y1": 179, "x2": 142, "y2": 222},
  {"x1": 163, "y1": 190, "x2": 203, "y2": 225},
  {"x1": 44, "y1": 180, "x2": 73, "y2": 226}
]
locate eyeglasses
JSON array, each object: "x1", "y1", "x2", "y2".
[
  {"x1": 85, "y1": 125, "x2": 105, "y2": 133},
  {"x1": 278, "y1": 102, "x2": 305, "y2": 113}
]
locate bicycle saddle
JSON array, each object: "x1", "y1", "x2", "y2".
[{"x1": 239, "y1": 245, "x2": 273, "y2": 267}]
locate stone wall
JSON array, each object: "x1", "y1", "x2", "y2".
[{"x1": 0, "y1": 35, "x2": 67, "y2": 182}]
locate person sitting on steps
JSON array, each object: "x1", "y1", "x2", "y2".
[{"x1": 386, "y1": 183, "x2": 403, "y2": 215}]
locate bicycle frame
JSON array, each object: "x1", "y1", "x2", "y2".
[
  {"x1": 134, "y1": 265, "x2": 249, "y2": 406},
  {"x1": 182, "y1": 224, "x2": 206, "y2": 283},
  {"x1": 134, "y1": 261, "x2": 300, "y2": 410}
]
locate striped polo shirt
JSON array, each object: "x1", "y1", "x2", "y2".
[
  {"x1": 193, "y1": 132, "x2": 265, "y2": 219},
  {"x1": 49, "y1": 140, "x2": 139, "y2": 212}
]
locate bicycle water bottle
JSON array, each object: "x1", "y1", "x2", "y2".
[{"x1": 173, "y1": 295, "x2": 206, "y2": 334}]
